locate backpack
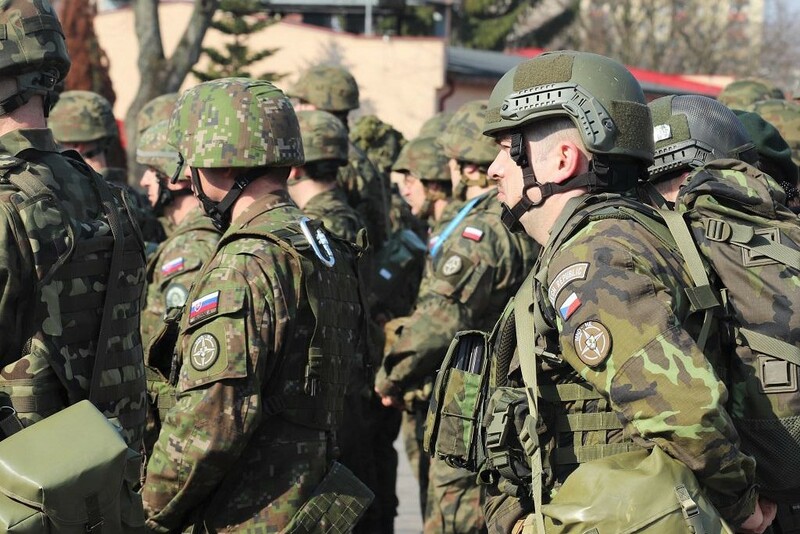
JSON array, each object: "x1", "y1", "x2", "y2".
[{"x1": 663, "y1": 158, "x2": 800, "y2": 503}]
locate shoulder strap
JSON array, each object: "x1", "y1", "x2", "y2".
[{"x1": 430, "y1": 193, "x2": 485, "y2": 258}]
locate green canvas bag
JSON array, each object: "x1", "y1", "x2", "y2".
[{"x1": 0, "y1": 400, "x2": 145, "y2": 533}]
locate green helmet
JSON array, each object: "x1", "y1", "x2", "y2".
[
  {"x1": 0, "y1": 0, "x2": 70, "y2": 114},
  {"x1": 288, "y1": 65, "x2": 359, "y2": 112},
  {"x1": 750, "y1": 99, "x2": 800, "y2": 166},
  {"x1": 392, "y1": 136, "x2": 450, "y2": 182},
  {"x1": 350, "y1": 114, "x2": 406, "y2": 174},
  {"x1": 296, "y1": 109, "x2": 348, "y2": 164},
  {"x1": 484, "y1": 51, "x2": 653, "y2": 164},
  {"x1": 169, "y1": 77, "x2": 304, "y2": 169},
  {"x1": 137, "y1": 93, "x2": 179, "y2": 136},
  {"x1": 136, "y1": 120, "x2": 184, "y2": 179},
  {"x1": 439, "y1": 100, "x2": 496, "y2": 165},
  {"x1": 49, "y1": 90, "x2": 118, "y2": 143},
  {"x1": 648, "y1": 95, "x2": 756, "y2": 183},
  {"x1": 418, "y1": 111, "x2": 454, "y2": 138},
  {"x1": 718, "y1": 78, "x2": 785, "y2": 110}
]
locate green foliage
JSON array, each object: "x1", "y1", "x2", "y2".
[{"x1": 192, "y1": 0, "x2": 283, "y2": 82}]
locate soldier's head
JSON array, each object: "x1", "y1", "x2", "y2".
[
  {"x1": 392, "y1": 136, "x2": 451, "y2": 220},
  {"x1": 290, "y1": 109, "x2": 348, "y2": 185},
  {"x1": 49, "y1": 90, "x2": 118, "y2": 171},
  {"x1": 288, "y1": 65, "x2": 359, "y2": 125},
  {"x1": 733, "y1": 109, "x2": 800, "y2": 208},
  {"x1": 484, "y1": 51, "x2": 653, "y2": 241},
  {"x1": 137, "y1": 120, "x2": 191, "y2": 216},
  {"x1": 0, "y1": 0, "x2": 69, "y2": 122},
  {"x1": 169, "y1": 77, "x2": 304, "y2": 231},
  {"x1": 137, "y1": 93, "x2": 179, "y2": 137},
  {"x1": 350, "y1": 114, "x2": 405, "y2": 175},
  {"x1": 439, "y1": 100, "x2": 497, "y2": 199},
  {"x1": 718, "y1": 77, "x2": 785, "y2": 110},
  {"x1": 647, "y1": 95, "x2": 757, "y2": 203}
]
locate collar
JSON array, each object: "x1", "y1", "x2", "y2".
[
  {"x1": 0, "y1": 128, "x2": 60, "y2": 157},
  {"x1": 227, "y1": 189, "x2": 296, "y2": 233}
]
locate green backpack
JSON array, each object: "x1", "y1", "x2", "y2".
[{"x1": 663, "y1": 158, "x2": 800, "y2": 503}]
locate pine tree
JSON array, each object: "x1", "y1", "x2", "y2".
[{"x1": 192, "y1": 0, "x2": 282, "y2": 82}]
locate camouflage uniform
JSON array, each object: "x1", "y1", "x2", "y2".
[
  {"x1": 717, "y1": 77, "x2": 785, "y2": 110},
  {"x1": 477, "y1": 51, "x2": 758, "y2": 533},
  {"x1": 0, "y1": 0, "x2": 147, "y2": 449},
  {"x1": 142, "y1": 78, "x2": 370, "y2": 532},
  {"x1": 136, "y1": 93, "x2": 179, "y2": 136},
  {"x1": 751, "y1": 99, "x2": 800, "y2": 165}
]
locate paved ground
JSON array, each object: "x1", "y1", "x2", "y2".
[{"x1": 394, "y1": 435, "x2": 424, "y2": 533}]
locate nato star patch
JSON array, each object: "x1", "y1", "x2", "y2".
[
  {"x1": 441, "y1": 254, "x2": 463, "y2": 276},
  {"x1": 190, "y1": 333, "x2": 219, "y2": 371},
  {"x1": 165, "y1": 284, "x2": 189, "y2": 309},
  {"x1": 573, "y1": 321, "x2": 612, "y2": 368}
]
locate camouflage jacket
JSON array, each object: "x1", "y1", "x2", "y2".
[
  {"x1": 339, "y1": 141, "x2": 390, "y2": 249},
  {"x1": 377, "y1": 189, "x2": 539, "y2": 398},
  {"x1": 0, "y1": 128, "x2": 147, "y2": 446},
  {"x1": 483, "y1": 194, "x2": 758, "y2": 532},
  {"x1": 303, "y1": 186, "x2": 365, "y2": 243},
  {"x1": 142, "y1": 191, "x2": 363, "y2": 532},
  {"x1": 101, "y1": 167, "x2": 166, "y2": 247}
]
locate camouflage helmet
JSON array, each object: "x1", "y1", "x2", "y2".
[
  {"x1": 483, "y1": 51, "x2": 654, "y2": 165},
  {"x1": 296, "y1": 109, "x2": 348, "y2": 164},
  {"x1": 392, "y1": 136, "x2": 450, "y2": 182},
  {"x1": 136, "y1": 120, "x2": 185, "y2": 179},
  {"x1": 718, "y1": 78, "x2": 785, "y2": 110},
  {"x1": 0, "y1": 0, "x2": 70, "y2": 103},
  {"x1": 137, "y1": 93, "x2": 179, "y2": 136},
  {"x1": 750, "y1": 99, "x2": 800, "y2": 165},
  {"x1": 350, "y1": 114, "x2": 405, "y2": 173},
  {"x1": 169, "y1": 77, "x2": 304, "y2": 169},
  {"x1": 288, "y1": 65, "x2": 359, "y2": 112},
  {"x1": 418, "y1": 111, "x2": 454, "y2": 138},
  {"x1": 648, "y1": 95, "x2": 757, "y2": 182},
  {"x1": 439, "y1": 100, "x2": 497, "y2": 165},
  {"x1": 49, "y1": 90, "x2": 118, "y2": 143}
]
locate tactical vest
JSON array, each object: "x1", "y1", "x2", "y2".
[
  {"x1": 0, "y1": 153, "x2": 147, "y2": 448},
  {"x1": 218, "y1": 217, "x2": 366, "y2": 432}
]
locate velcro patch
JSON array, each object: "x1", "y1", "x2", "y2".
[
  {"x1": 653, "y1": 124, "x2": 672, "y2": 143},
  {"x1": 548, "y1": 262, "x2": 589, "y2": 307},
  {"x1": 161, "y1": 257, "x2": 185, "y2": 276},
  {"x1": 573, "y1": 321, "x2": 612, "y2": 368},
  {"x1": 441, "y1": 254, "x2": 463, "y2": 276},
  {"x1": 462, "y1": 226, "x2": 484, "y2": 242},
  {"x1": 190, "y1": 333, "x2": 219, "y2": 371},
  {"x1": 189, "y1": 291, "x2": 219, "y2": 323}
]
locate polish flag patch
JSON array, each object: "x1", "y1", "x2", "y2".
[
  {"x1": 462, "y1": 226, "x2": 484, "y2": 242},
  {"x1": 189, "y1": 291, "x2": 220, "y2": 322},
  {"x1": 559, "y1": 292, "x2": 582, "y2": 320},
  {"x1": 161, "y1": 257, "x2": 185, "y2": 276}
]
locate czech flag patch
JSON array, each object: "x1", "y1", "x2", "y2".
[
  {"x1": 161, "y1": 257, "x2": 185, "y2": 276},
  {"x1": 559, "y1": 292, "x2": 581, "y2": 320},
  {"x1": 462, "y1": 226, "x2": 484, "y2": 242},
  {"x1": 189, "y1": 291, "x2": 219, "y2": 322}
]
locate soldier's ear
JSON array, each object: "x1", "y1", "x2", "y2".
[{"x1": 551, "y1": 140, "x2": 585, "y2": 184}]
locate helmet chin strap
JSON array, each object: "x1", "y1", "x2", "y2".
[
  {"x1": 153, "y1": 174, "x2": 192, "y2": 216},
  {"x1": 190, "y1": 167, "x2": 262, "y2": 231}
]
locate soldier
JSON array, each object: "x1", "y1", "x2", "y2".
[
  {"x1": 136, "y1": 120, "x2": 221, "y2": 457},
  {"x1": 718, "y1": 77, "x2": 785, "y2": 110},
  {"x1": 0, "y1": 0, "x2": 147, "y2": 448},
  {"x1": 288, "y1": 64, "x2": 391, "y2": 249},
  {"x1": 142, "y1": 78, "x2": 371, "y2": 532},
  {"x1": 137, "y1": 93, "x2": 179, "y2": 137},
  {"x1": 377, "y1": 100, "x2": 538, "y2": 533},
  {"x1": 477, "y1": 50, "x2": 771, "y2": 533},
  {"x1": 48, "y1": 90, "x2": 166, "y2": 247}
]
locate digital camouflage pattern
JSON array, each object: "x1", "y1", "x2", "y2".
[
  {"x1": 419, "y1": 111, "x2": 455, "y2": 138},
  {"x1": 288, "y1": 64, "x2": 360, "y2": 112},
  {"x1": 143, "y1": 191, "x2": 365, "y2": 532},
  {"x1": 296, "y1": 109, "x2": 349, "y2": 164},
  {"x1": 0, "y1": 0, "x2": 70, "y2": 83},
  {"x1": 137, "y1": 93, "x2": 179, "y2": 136},
  {"x1": 350, "y1": 114, "x2": 406, "y2": 175},
  {"x1": 393, "y1": 136, "x2": 450, "y2": 182},
  {"x1": 439, "y1": 100, "x2": 497, "y2": 165},
  {"x1": 169, "y1": 78, "x2": 304, "y2": 169},
  {"x1": 718, "y1": 78, "x2": 785, "y2": 110},
  {"x1": 483, "y1": 195, "x2": 759, "y2": 532},
  {"x1": 751, "y1": 98, "x2": 800, "y2": 165},
  {"x1": 0, "y1": 128, "x2": 147, "y2": 448},
  {"x1": 303, "y1": 187, "x2": 364, "y2": 243},
  {"x1": 49, "y1": 90, "x2": 118, "y2": 143},
  {"x1": 136, "y1": 119, "x2": 184, "y2": 179}
]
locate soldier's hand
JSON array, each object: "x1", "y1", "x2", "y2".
[
  {"x1": 737, "y1": 497, "x2": 777, "y2": 534},
  {"x1": 378, "y1": 392, "x2": 403, "y2": 409}
]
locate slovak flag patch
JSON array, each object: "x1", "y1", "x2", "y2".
[
  {"x1": 559, "y1": 292, "x2": 581, "y2": 320},
  {"x1": 189, "y1": 291, "x2": 219, "y2": 322},
  {"x1": 462, "y1": 226, "x2": 484, "y2": 242},
  {"x1": 161, "y1": 257, "x2": 185, "y2": 276}
]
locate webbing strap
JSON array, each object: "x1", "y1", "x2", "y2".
[
  {"x1": 675, "y1": 484, "x2": 706, "y2": 534},
  {"x1": 711, "y1": 219, "x2": 800, "y2": 269},
  {"x1": 555, "y1": 412, "x2": 623, "y2": 432},
  {"x1": 551, "y1": 442, "x2": 639, "y2": 465},
  {"x1": 538, "y1": 383, "x2": 603, "y2": 402},
  {"x1": 430, "y1": 193, "x2": 484, "y2": 258},
  {"x1": 739, "y1": 328, "x2": 800, "y2": 367},
  {"x1": 660, "y1": 209, "x2": 719, "y2": 351}
]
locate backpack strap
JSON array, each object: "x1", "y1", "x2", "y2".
[
  {"x1": 704, "y1": 218, "x2": 800, "y2": 269},
  {"x1": 738, "y1": 328, "x2": 800, "y2": 367}
]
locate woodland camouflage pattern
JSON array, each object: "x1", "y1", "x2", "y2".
[
  {"x1": 169, "y1": 78, "x2": 304, "y2": 168},
  {"x1": 297, "y1": 109, "x2": 349, "y2": 163},
  {"x1": 0, "y1": 0, "x2": 70, "y2": 82},
  {"x1": 439, "y1": 100, "x2": 497, "y2": 165},
  {"x1": 718, "y1": 78, "x2": 785, "y2": 110},
  {"x1": 136, "y1": 120, "x2": 184, "y2": 178},
  {"x1": 339, "y1": 141, "x2": 391, "y2": 248},
  {"x1": 304, "y1": 187, "x2": 364, "y2": 243},
  {"x1": 288, "y1": 64, "x2": 360, "y2": 112},
  {"x1": 137, "y1": 93, "x2": 179, "y2": 136},
  {"x1": 349, "y1": 114, "x2": 406, "y2": 174},
  {"x1": 751, "y1": 99, "x2": 800, "y2": 165},
  {"x1": 419, "y1": 111, "x2": 455, "y2": 138},
  {"x1": 143, "y1": 192, "x2": 365, "y2": 531},
  {"x1": 0, "y1": 128, "x2": 147, "y2": 447},
  {"x1": 49, "y1": 90, "x2": 118, "y2": 143},
  {"x1": 393, "y1": 136, "x2": 451, "y2": 182}
]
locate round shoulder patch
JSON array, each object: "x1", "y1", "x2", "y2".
[
  {"x1": 573, "y1": 321, "x2": 612, "y2": 368},
  {"x1": 165, "y1": 283, "x2": 189, "y2": 309},
  {"x1": 190, "y1": 333, "x2": 219, "y2": 371},
  {"x1": 441, "y1": 254, "x2": 463, "y2": 276}
]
